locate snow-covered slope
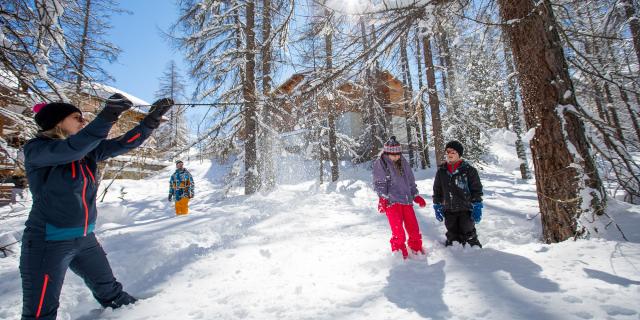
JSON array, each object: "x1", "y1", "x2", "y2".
[{"x1": 1, "y1": 132, "x2": 639, "y2": 319}]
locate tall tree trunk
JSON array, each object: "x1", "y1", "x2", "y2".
[
  {"x1": 370, "y1": 24, "x2": 388, "y2": 144},
  {"x1": 578, "y1": 27, "x2": 608, "y2": 123},
  {"x1": 169, "y1": 62, "x2": 177, "y2": 149},
  {"x1": 502, "y1": 35, "x2": 531, "y2": 180},
  {"x1": 437, "y1": 24, "x2": 458, "y2": 114},
  {"x1": 324, "y1": 8, "x2": 339, "y2": 182},
  {"x1": 400, "y1": 34, "x2": 416, "y2": 168},
  {"x1": 244, "y1": 0, "x2": 260, "y2": 195},
  {"x1": 260, "y1": 0, "x2": 276, "y2": 191},
  {"x1": 422, "y1": 34, "x2": 445, "y2": 165},
  {"x1": 584, "y1": 6, "x2": 625, "y2": 145},
  {"x1": 604, "y1": 37, "x2": 637, "y2": 146},
  {"x1": 621, "y1": 0, "x2": 640, "y2": 64},
  {"x1": 603, "y1": 82, "x2": 626, "y2": 146},
  {"x1": 415, "y1": 29, "x2": 430, "y2": 168},
  {"x1": 497, "y1": 0, "x2": 604, "y2": 243},
  {"x1": 623, "y1": 54, "x2": 640, "y2": 142},
  {"x1": 74, "y1": 0, "x2": 91, "y2": 102},
  {"x1": 360, "y1": 18, "x2": 378, "y2": 160}
]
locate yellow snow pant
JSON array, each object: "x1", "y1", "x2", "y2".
[{"x1": 175, "y1": 197, "x2": 189, "y2": 215}]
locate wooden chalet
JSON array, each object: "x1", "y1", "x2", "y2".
[{"x1": 272, "y1": 69, "x2": 421, "y2": 158}]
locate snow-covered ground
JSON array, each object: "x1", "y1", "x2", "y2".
[{"x1": 1, "y1": 130, "x2": 639, "y2": 320}]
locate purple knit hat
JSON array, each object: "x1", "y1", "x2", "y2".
[{"x1": 383, "y1": 136, "x2": 402, "y2": 155}]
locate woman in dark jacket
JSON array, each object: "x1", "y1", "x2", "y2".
[
  {"x1": 373, "y1": 136, "x2": 427, "y2": 259},
  {"x1": 20, "y1": 94, "x2": 173, "y2": 319}
]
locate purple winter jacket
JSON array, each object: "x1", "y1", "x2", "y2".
[{"x1": 372, "y1": 154, "x2": 419, "y2": 205}]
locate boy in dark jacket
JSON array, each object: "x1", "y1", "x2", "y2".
[
  {"x1": 432, "y1": 140, "x2": 484, "y2": 247},
  {"x1": 20, "y1": 94, "x2": 173, "y2": 319},
  {"x1": 373, "y1": 136, "x2": 427, "y2": 259}
]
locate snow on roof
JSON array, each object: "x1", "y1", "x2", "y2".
[{"x1": 76, "y1": 82, "x2": 152, "y2": 112}]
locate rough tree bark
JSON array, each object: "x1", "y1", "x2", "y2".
[
  {"x1": 260, "y1": 0, "x2": 276, "y2": 191},
  {"x1": 74, "y1": 0, "x2": 91, "y2": 98},
  {"x1": 324, "y1": 7, "x2": 339, "y2": 182},
  {"x1": 414, "y1": 28, "x2": 431, "y2": 168},
  {"x1": 422, "y1": 33, "x2": 445, "y2": 165},
  {"x1": 501, "y1": 35, "x2": 531, "y2": 180},
  {"x1": 400, "y1": 33, "x2": 417, "y2": 168},
  {"x1": 497, "y1": 0, "x2": 605, "y2": 243},
  {"x1": 244, "y1": 0, "x2": 260, "y2": 195},
  {"x1": 436, "y1": 23, "x2": 458, "y2": 114}
]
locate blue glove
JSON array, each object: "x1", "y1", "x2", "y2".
[
  {"x1": 472, "y1": 202, "x2": 483, "y2": 223},
  {"x1": 433, "y1": 204, "x2": 444, "y2": 222}
]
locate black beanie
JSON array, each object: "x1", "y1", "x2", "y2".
[
  {"x1": 33, "y1": 102, "x2": 82, "y2": 131},
  {"x1": 445, "y1": 140, "x2": 464, "y2": 157}
]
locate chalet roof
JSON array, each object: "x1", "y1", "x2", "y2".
[
  {"x1": 67, "y1": 82, "x2": 152, "y2": 114},
  {"x1": 274, "y1": 68, "x2": 402, "y2": 97}
]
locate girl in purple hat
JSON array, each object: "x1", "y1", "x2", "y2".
[{"x1": 372, "y1": 136, "x2": 427, "y2": 259}]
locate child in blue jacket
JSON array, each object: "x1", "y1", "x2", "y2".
[
  {"x1": 20, "y1": 94, "x2": 173, "y2": 319},
  {"x1": 168, "y1": 160, "x2": 194, "y2": 215}
]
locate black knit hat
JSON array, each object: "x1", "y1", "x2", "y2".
[
  {"x1": 175, "y1": 160, "x2": 184, "y2": 165},
  {"x1": 33, "y1": 102, "x2": 82, "y2": 131},
  {"x1": 383, "y1": 136, "x2": 402, "y2": 154},
  {"x1": 445, "y1": 140, "x2": 464, "y2": 157}
]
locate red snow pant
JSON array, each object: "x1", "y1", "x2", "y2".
[{"x1": 385, "y1": 203, "x2": 423, "y2": 257}]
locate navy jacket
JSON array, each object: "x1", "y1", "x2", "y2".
[
  {"x1": 24, "y1": 115, "x2": 153, "y2": 240},
  {"x1": 432, "y1": 160, "x2": 483, "y2": 212}
]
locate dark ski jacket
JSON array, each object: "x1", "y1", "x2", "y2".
[
  {"x1": 373, "y1": 154, "x2": 419, "y2": 205},
  {"x1": 432, "y1": 160, "x2": 483, "y2": 212},
  {"x1": 24, "y1": 115, "x2": 153, "y2": 240}
]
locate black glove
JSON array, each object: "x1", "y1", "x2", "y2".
[
  {"x1": 168, "y1": 194, "x2": 173, "y2": 202},
  {"x1": 143, "y1": 98, "x2": 174, "y2": 129},
  {"x1": 99, "y1": 93, "x2": 133, "y2": 122}
]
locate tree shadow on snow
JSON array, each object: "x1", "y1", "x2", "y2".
[
  {"x1": 384, "y1": 260, "x2": 451, "y2": 319},
  {"x1": 583, "y1": 268, "x2": 640, "y2": 287},
  {"x1": 465, "y1": 248, "x2": 559, "y2": 293}
]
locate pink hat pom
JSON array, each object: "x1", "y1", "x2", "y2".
[{"x1": 32, "y1": 102, "x2": 47, "y2": 114}]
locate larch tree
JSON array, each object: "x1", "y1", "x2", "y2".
[{"x1": 497, "y1": 0, "x2": 605, "y2": 242}]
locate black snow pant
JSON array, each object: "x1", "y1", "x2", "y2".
[
  {"x1": 20, "y1": 231, "x2": 126, "y2": 319},
  {"x1": 444, "y1": 210, "x2": 481, "y2": 247}
]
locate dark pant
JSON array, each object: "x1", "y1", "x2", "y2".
[
  {"x1": 20, "y1": 232, "x2": 125, "y2": 319},
  {"x1": 444, "y1": 210, "x2": 480, "y2": 246}
]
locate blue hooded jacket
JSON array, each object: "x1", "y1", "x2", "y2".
[
  {"x1": 169, "y1": 168, "x2": 194, "y2": 202},
  {"x1": 24, "y1": 115, "x2": 153, "y2": 240}
]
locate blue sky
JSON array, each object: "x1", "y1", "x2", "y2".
[{"x1": 105, "y1": 1, "x2": 192, "y2": 104}]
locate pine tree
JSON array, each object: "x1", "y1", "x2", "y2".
[{"x1": 154, "y1": 60, "x2": 188, "y2": 154}]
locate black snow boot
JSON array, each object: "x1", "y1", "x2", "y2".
[
  {"x1": 102, "y1": 291, "x2": 138, "y2": 309},
  {"x1": 466, "y1": 237, "x2": 482, "y2": 248}
]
